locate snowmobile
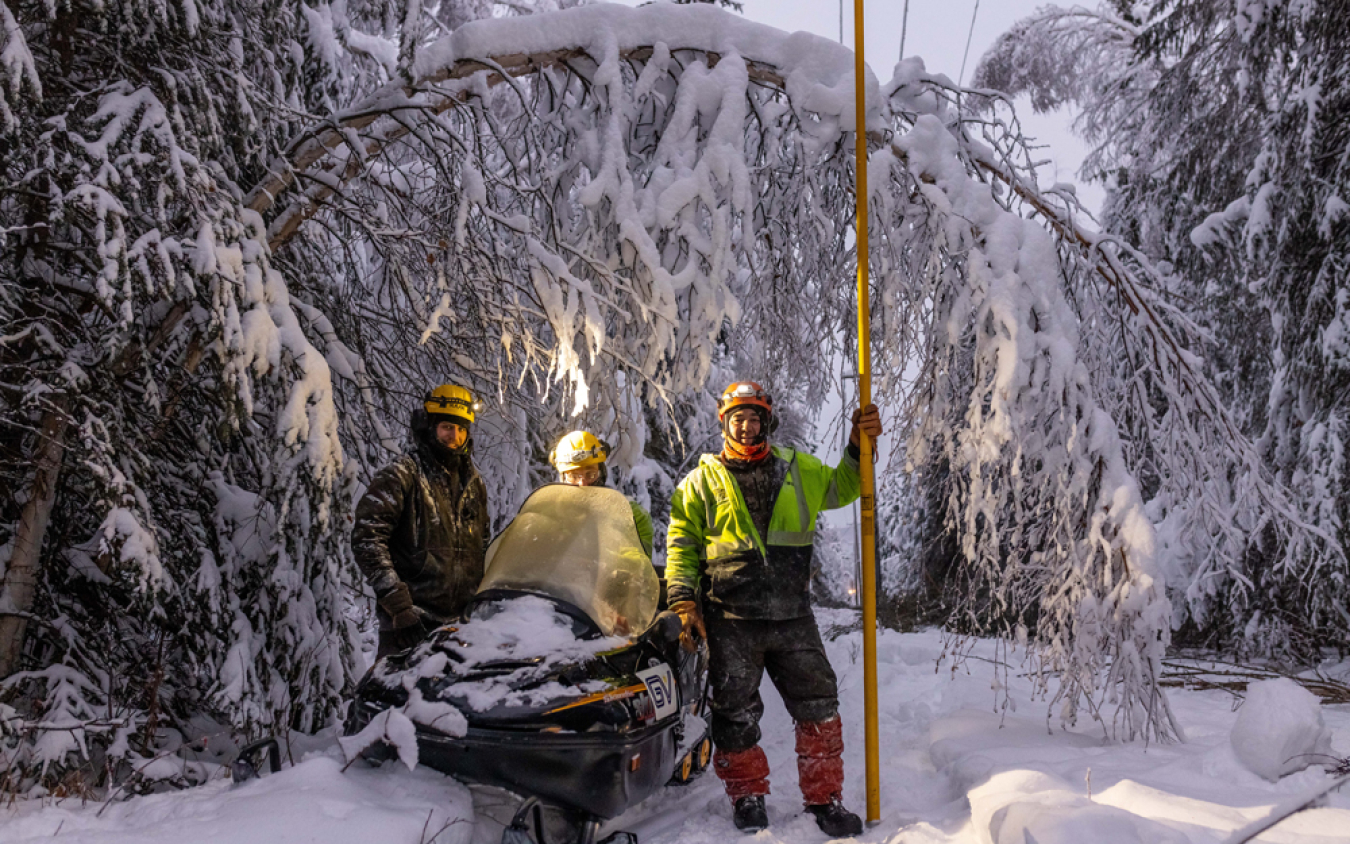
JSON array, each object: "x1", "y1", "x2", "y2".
[{"x1": 347, "y1": 484, "x2": 711, "y2": 844}]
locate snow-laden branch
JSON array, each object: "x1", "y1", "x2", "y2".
[
  {"x1": 242, "y1": 3, "x2": 1212, "y2": 740},
  {"x1": 256, "y1": 46, "x2": 790, "y2": 250},
  {"x1": 244, "y1": 2, "x2": 868, "y2": 246},
  {"x1": 0, "y1": 1, "x2": 41, "y2": 133}
]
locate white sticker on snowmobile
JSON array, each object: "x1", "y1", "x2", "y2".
[{"x1": 637, "y1": 664, "x2": 679, "y2": 720}]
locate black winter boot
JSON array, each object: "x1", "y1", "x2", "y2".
[
  {"x1": 806, "y1": 799, "x2": 862, "y2": 837},
  {"x1": 733, "y1": 796, "x2": 768, "y2": 832}
]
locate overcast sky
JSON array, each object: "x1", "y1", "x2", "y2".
[{"x1": 739, "y1": 0, "x2": 1103, "y2": 214}]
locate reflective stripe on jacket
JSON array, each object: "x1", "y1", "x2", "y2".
[{"x1": 665, "y1": 444, "x2": 861, "y2": 615}]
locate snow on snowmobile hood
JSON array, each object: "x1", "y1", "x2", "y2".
[
  {"x1": 368, "y1": 486, "x2": 661, "y2": 716},
  {"x1": 373, "y1": 595, "x2": 624, "y2": 714},
  {"x1": 477, "y1": 484, "x2": 659, "y2": 638}
]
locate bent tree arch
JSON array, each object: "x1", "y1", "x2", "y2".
[
  {"x1": 257, "y1": 1, "x2": 1343, "y2": 742},
  {"x1": 245, "y1": 3, "x2": 1214, "y2": 740},
  {"x1": 6, "y1": 3, "x2": 1333, "y2": 785}
]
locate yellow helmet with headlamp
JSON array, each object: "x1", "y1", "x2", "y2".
[
  {"x1": 412, "y1": 384, "x2": 481, "y2": 445},
  {"x1": 424, "y1": 384, "x2": 479, "y2": 426},
  {"x1": 550, "y1": 430, "x2": 609, "y2": 473}
]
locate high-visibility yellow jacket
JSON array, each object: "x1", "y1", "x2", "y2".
[
  {"x1": 629, "y1": 500, "x2": 654, "y2": 558},
  {"x1": 665, "y1": 444, "x2": 861, "y2": 619}
]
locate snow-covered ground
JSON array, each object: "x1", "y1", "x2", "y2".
[{"x1": 4, "y1": 611, "x2": 1348, "y2": 844}]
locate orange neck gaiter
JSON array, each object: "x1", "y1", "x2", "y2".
[{"x1": 721, "y1": 438, "x2": 770, "y2": 464}]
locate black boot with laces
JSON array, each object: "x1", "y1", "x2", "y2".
[
  {"x1": 806, "y1": 799, "x2": 863, "y2": 837},
  {"x1": 733, "y1": 796, "x2": 768, "y2": 832}
]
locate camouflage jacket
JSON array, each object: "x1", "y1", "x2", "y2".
[{"x1": 352, "y1": 444, "x2": 489, "y2": 628}]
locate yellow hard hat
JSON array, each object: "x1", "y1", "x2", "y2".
[
  {"x1": 550, "y1": 430, "x2": 608, "y2": 472},
  {"x1": 424, "y1": 384, "x2": 478, "y2": 425}
]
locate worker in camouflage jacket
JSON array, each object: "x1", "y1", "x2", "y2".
[
  {"x1": 665, "y1": 381, "x2": 882, "y2": 837},
  {"x1": 353, "y1": 384, "x2": 490, "y2": 659}
]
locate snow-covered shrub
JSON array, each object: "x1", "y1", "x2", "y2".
[{"x1": 1230, "y1": 677, "x2": 1334, "y2": 781}]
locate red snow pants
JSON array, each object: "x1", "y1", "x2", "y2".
[
  {"x1": 795, "y1": 716, "x2": 845, "y2": 805},
  {"x1": 713, "y1": 745, "x2": 771, "y2": 801},
  {"x1": 712, "y1": 719, "x2": 847, "y2": 805}
]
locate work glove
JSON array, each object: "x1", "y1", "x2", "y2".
[
  {"x1": 668, "y1": 600, "x2": 707, "y2": 653},
  {"x1": 849, "y1": 404, "x2": 883, "y2": 448},
  {"x1": 379, "y1": 583, "x2": 434, "y2": 650}
]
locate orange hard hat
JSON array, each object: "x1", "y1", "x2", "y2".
[{"x1": 717, "y1": 381, "x2": 773, "y2": 420}]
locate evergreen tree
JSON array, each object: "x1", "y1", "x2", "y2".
[{"x1": 0, "y1": 0, "x2": 405, "y2": 793}]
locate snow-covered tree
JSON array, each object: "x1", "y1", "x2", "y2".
[
  {"x1": 0, "y1": 0, "x2": 414, "y2": 794},
  {"x1": 1210, "y1": 0, "x2": 1350, "y2": 657},
  {"x1": 975, "y1": 1, "x2": 1350, "y2": 659},
  {"x1": 13, "y1": 0, "x2": 1309, "y2": 792}
]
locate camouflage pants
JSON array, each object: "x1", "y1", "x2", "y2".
[{"x1": 706, "y1": 614, "x2": 839, "y2": 752}]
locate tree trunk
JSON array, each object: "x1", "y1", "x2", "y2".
[{"x1": 0, "y1": 397, "x2": 70, "y2": 678}]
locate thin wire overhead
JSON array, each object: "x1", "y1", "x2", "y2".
[
  {"x1": 899, "y1": 0, "x2": 910, "y2": 60},
  {"x1": 958, "y1": 0, "x2": 981, "y2": 86}
]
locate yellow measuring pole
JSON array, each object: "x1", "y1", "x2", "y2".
[{"x1": 852, "y1": 0, "x2": 881, "y2": 826}]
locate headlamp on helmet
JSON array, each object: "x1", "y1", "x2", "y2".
[
  {"x1": 717, "y1": 381, "x2": 773, "y2": 421},
  {"x1": 551, "y1": 430, "x2": 609, "y2": 473},
  {"x1": 424, "y1": 384, "x2": 479, "y2": 423}
]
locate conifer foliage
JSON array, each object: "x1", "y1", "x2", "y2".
[{"x1": 0, "y1": 0, "x2": 406, "y2": 793}]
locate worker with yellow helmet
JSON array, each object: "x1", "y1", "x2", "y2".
[
  {"x1": 353, "y1": 384, "x2": 490, "y2": 658},
  {"x1": 549, "y1": 430, "x2": 654, "y2": 558}
]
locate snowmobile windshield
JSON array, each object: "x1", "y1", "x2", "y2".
[{"x1": 478, "y1": 485, "x2": 659, "y2": 638}]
